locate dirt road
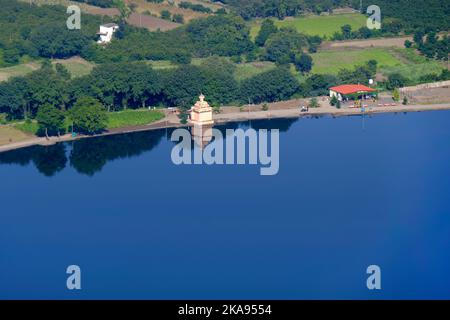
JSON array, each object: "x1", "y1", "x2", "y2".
[{"x1": 321, "y1": 36, "x2": 413, "y2": 50}]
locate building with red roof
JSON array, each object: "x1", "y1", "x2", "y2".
[{"x1": 329, "y1": 84, "x2": 377, "y2": 101}]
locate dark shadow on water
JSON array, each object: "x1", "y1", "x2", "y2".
[
  {"x1": 0, "y1": 118, "x2": 301, "y2": 177},
  {"x1": 0, "y1": 144, "x2": 67, "y2": 177},
  {"x1": 0, "y1": 129, "x2": 166, "y2": 177},
  {"x1": 69, "y1": 129, "x2": 165, "y2": 176}
]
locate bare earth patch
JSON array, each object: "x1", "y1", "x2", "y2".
[
  {"x1": 322, "y1": 36, "x2": 413, "y2": 50},
  {"x1": 127, "y1": 0, "x2": 220, "y2": 23},
  {"x1": 17, "y1": 0, "x2": 181, "y2": 31},
  {"x1": 126, "y1": 12, "x2": 180, "y2": 31},
  {"x1": 0, "y1": 126, "x2": 32, "y2": 146},
  {"x1": 404, "y1": 87, "x2": 450, "y2": 105}
]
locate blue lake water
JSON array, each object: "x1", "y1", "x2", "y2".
[{"x1": 1, "y1": 111, "x2": 450, "y2": 300}]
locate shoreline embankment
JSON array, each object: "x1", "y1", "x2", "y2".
[{"x1": 1, "y1": 102, "x2": 450, "y2": 154}]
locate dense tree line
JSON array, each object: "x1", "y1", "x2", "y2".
[
  {"x1": 253, "y1": 20, "x2": 318, "y2": 72},
  {"x1": 0, "y1": 58, "x2": 304, "y2": 122},
  {"x1": 81, "y1": 14, "x2": 255, "y2": 63},
  {"x1": 218, "y1": 0, "x2": 449, "y2": 36},
  {"x1": 409, "y1": 32, "x2": 449, "y2": 62},
  {"x1": 223, "y1": 0, "x2": 449, "y2": 32},
  {"x1": 1, "y1": 57, "x2": 396, "y2": 126},
  {"x1": 216, "y1": 0, "x2": 351, "y2": 20},
  {"x1": 72, "y1": 0, "x2": 115, "y2": 8},
  {"x1": 353, "y1": 0, "x2": 450, "y2": 33},
  {"x1": 186, "y1": 15, "x2": 254, "y2": 57},
  {"x1": 330, "y1": 24, "x2": 400, "y2": 41},
  {"x1": 1, "y1": 1, "x2": 256, "y2": 65},
  {"x1": 179, "y1": 2, "x2": 213, "y2": 13},
  {"x1": 240, "y1": 67, "x2": 300, "y2": 103},
  {"x1": 0, "y1": 0, "x2": 105, "y2": 65}
]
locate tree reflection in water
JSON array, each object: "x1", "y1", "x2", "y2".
[
  {"x1": 0, "y1": 119, "x2": 298, "y2": 177},
  {"x1": 0, "y1": 129, "x2": 166, "y2": 177}
]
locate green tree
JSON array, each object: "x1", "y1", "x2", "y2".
[
  {"x1": 303, "y1": 73, "x2": 338, "y2": 97},
  {"x1": 264, "y1": 28, "x2": 307, "y2": 64},
  {"x1": 55, "y1": 63, "x2": 71, "y2": 80},
  {"x1": 392, "y1": 88, "x2": 400, "y2": 102},
  {"x1": 30, "y1": 23, "x2": 89, "y2": 59},
  {"x1": 357, "y1": 27, "x2": 373, "y2": 39},
  {"x1": 186, "y1": 15, "x2": 254, "y2": 57},
  {"x1": 330, "y1": 95, "x2": 338, "y2": 106},
  {"x1": 404, "y1": 40, "x2": 413, "y2": 48},
  {"x1": 3, "y1": 46, "x2": 20, "y2": 65},
  {"x1": 402, "y1": 96, "x2": 409, "y2": 105},
  {"x1": 341, "y1": 24, "x2": 353, "y2": 39},
  {"x1": 240, "y1": 67, "x2": 299, "y2": 104},
  {"x1": 294, "y1": 53, "x2": 313, "y2": 73},
  {"x1": 69, "y1": 97, "x2": 108, "y2": 134},
  {"x1": 308, "y1": 97, "x2": 320, "y2": 108},
  {"x1": 178, "y1": 109, "x2": 188, "y2": 124},
  {"x1": 113, "y1": 0, "x2": 132, "y2": 23},
  {"x1": 173, "y1": 14, "x2": 184, "y2": 24},
  {"x1": 0, "y1": 76, "x2": 28, "y2": 119},
  {"x1": 255, "y1": 19, "x2": 278, "y2": 47},
  {"x1": 387, "y1": 73, "x2": 408, "y2": 90},
  {"x1": 36, "y1": 104, "x2": 66, "y2": 137},
  {"x1": 163, "y1": 65, "x2": 205, "y2": 108},
  {"x1": 160, "y1": 10, "x2": 171, "y2": 21},
  {"x1": 413, "y1": 31, "x2": 424, "y2": 45},
  {"x1": 26, "y1": 67, "x2": 68, "y2": 114}
]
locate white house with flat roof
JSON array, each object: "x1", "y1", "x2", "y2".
[{"x1": 97, "y1": 23, "x2": 119, "y2": 44}]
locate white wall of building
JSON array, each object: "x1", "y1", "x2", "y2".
[{"x1": 97, "y1": 25, "x2": 119, "y2": 44}]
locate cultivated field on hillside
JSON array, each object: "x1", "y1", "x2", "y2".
[
  {"x1": 0, "y1": 62, "x2": 40, "y2": 82},
  {"x1": 234, "y1": 61, "x2": 277, "y2": 80},
  {"x1": 0, "y1": 57, "x2": 95, "y2": 82},
  {"x1": 311, "y1": 47, "x2": 446, "y2": 82},
  {"x1": 147, "y1": 58, "x2": 277, "y2": 81},
  {"x1": 52, "y1": 57, "x2": 95, "y2": 78},
  {"x1": 379, "y1": 49, "x2": 446, "y2": 82},
  {"x1": 311, "y1": 48, "x2": 401, "y2": 74},
  {"x1": 126, "y1": 0, "x2": 221, "y2": 23},
  {"x1": 250, "y1": 13, "x2": 367, "y2": 39},
  {"x1": 18, "y1": 0, "x2": 181, "y2": 31},
  {"x1": 322, "y1": 36, "x2": 414, "y2": 50}
]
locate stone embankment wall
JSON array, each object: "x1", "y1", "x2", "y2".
[{"x1": 400, "y1": 80, "x2": 450, "y2": 93}]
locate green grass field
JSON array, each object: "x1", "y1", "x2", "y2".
[
  {"x1": 148, "y1": 58, "x2": 277, "y2": 81},
  {"x1": 11, "y1": 109, "x2": 165, "y2": 136},
  {"x1": 0, "y1": 62, "x2": 41, "y2": 82},
  {"x1": 380, "y1": 61, "x2": 446, "y2": 82},
  {"x1": 235, "y1": 61, "x2": 276, "y2": 80},
  {"x1": 310, "y1": 47, "x2": 447, "y2": 80},
  {"x1": 146, "y1": 60, "x2": 178, "y2": 70},
  {"x1": 107, "y1": 109, "x2": 165, "y2": 129},
  {"x1": 311, "y1": 48, "x2": 404, "y2": 74},
  {"x1": 250, "y1": 13, "x2": 367, "y2": 39},
  {"x1": 0, "y1": 57, "x2": 94, "y2": 82},
  {"x1": 52, "y1": 58, "x2": 94, "y2": 78}
]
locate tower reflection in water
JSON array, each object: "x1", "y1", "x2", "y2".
[{"x1": 189, "y1": 94, "x2": 215, "y2": 149}]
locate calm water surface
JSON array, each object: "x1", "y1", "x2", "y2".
[{"x1": 1, "y1": 111, "x2": 450, "y2": 299}]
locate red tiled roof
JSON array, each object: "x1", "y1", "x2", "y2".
[{"x1": 329, "y1": 84, "x2": 377, "y2": 95}]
